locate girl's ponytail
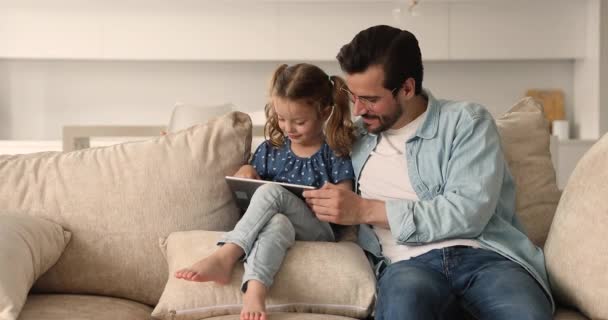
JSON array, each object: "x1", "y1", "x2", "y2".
[
  {"x1": 269, "y1": 64, "x2": 288, "y2": 94},
  {"x1": 265, "y1": 64, "x2": 289, "y2": 147},
  {"x1": 325, "y1": 75, "x2": 355, "y2": 157}
]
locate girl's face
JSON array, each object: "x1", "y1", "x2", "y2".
[{"x1": 273, "y1": 97, "x2": 326, "y2": 147}]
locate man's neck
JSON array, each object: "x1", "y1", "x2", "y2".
[{"x1": 392, "y1": 94, "x2": 428, "y2": 129}]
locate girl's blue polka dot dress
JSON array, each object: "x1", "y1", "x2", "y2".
[{"x1": 250, "y1": 139, "x2": 354, "y2": 188}]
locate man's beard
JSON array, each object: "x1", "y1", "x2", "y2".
[{"x1": 362, "y1": 103, "x2": 403, "y2": 134}]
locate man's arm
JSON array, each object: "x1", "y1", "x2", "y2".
[
  {"x1": 383, "y1": 112, "x2": 504, "y2": 243},
  {"x1": 305, "y1": 111, "x2": 505, "y2": 244},
  {"x1": 304, "y1": 182, "x2": 389, "y2": 228}
]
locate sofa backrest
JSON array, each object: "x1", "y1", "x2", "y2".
[
  {"x1": 0, "y1": 111, "x2": 251, "y2": 306},
  {"x1": 544, "y1": 133, "x2": 608, "y2": 319}
]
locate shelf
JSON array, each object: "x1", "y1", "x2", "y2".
[{"x1": 556, "y1": 139, "x2": 597, "y2": 146}]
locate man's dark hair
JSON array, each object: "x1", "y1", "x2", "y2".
[{"x1": 336, "y1": 25, "x2": 424, "y2": 95}]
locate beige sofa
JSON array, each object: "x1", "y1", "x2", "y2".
[{"x1": 0, "y1": 99, "x2": 606, "y2": 320}]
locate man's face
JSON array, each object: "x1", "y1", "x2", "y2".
[{"x1": 344, "y1": 65, "x2": 403, "y2": 134}]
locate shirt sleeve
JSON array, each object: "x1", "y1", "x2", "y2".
[
  {"x1": 384, "y1": 110, "x2": 505, "y2": 244},
  {"x1": 329, "y1": 153, "x2": 355, "y2": 185},
  {"x1": 249, "y1": 141, "x2": 270, "y2": 179}
]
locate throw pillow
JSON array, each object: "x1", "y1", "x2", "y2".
[
  {"x1": 168, "y1": 103, "x2": 235, "y2": 133},
  {"x1": 496, "y1": 97, "x2": 561, "y2": 246},
  {"x1": 0, "y1": 214, "x2": 71, "y2": 320},
  {"x1": 152, "y1": 231, "x2": 376, "y2": 320}
]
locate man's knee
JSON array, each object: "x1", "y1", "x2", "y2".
[
  {"x1": 462, "y1": 260, "x2": 553, "y2": 320},
  {"x1": 377, "y1": 263, "x2": 447, "y2": 305}
]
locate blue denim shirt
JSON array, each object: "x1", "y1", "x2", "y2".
[{"x1": 353, "y1": 89, "x2": 554, "y2": 311}]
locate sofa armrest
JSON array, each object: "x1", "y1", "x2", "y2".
[{"x1": 0, "y1": 214, "x2": 71, "y2": 320}]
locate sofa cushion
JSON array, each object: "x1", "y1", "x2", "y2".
[
  {"x1": 553, "y1": 308, "x2": 591, "y2": 320},
  {"x1": 0, "y1": 215, "x2": 71, "y2": 320},
  {"x1": 0, "y1": 111, "x2": 251, "y2": 306},
  {"x1": 544, "y1": 133, "x2": 608, "y2": 320},
  {"x1": 18, "y1": 294, "x2": 153, "y2": 320},
  {"x1": 495, "y1": 97, "x2": 561, "y2": 246},
  {"x1": 152, "y1": 231, "x2": 376, "y2": 320},
  {"x1": 206, "y1": 314, "x2": 358, "y2": 320}
]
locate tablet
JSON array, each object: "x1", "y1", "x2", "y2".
[{"x1": 225, "y1": 176, "x2": 316, "y2": 210}]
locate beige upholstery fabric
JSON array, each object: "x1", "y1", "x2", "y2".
[
  {"x1": 496, "y1": 97, "x2": 561, "y2": 246},
  {"x1": 0, "y1": 112, "x2": 252, "y2": 306},
  {"x1": 0, "y1": 215, "x2": 70, "y2": 320},
  {"x1": 18, "y1": 294, "x2": 153, "y2": 320},
  {"x1": 553, "y1": 308, "x2": 590, "y2": 320},
  {"x1": 168, "y1": 103, "x2": 235, "y2": 133},
  {"x1": 206, "y1": 314, "x2": 357, "y2": 320},
  {"x1": 152, "y1": 231, "x2": 376, "y2": 320},
  {"x1": 544, "y1": 133, "x2": 608, "y2": 320}
]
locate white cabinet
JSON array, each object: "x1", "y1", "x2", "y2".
[
  {"x1": 0, "y1": 3, "x2": 102, "y2": 59},
  {"x1": 276, "y1": 3, "x2": 373, "y2": 61},
  {"x1": 449, "y1": 1, "x2": 586, "y2": 60},
  {"x1": 0, "y1": 0, "x2": 589, "y2": 61},
  {"x1": 394, "y1": 3, "x2": 450, "y2": 61},
  {"x1": 276, "y1": 2, "x2": 449, "y2": 61},
  {"x1": 0, "y1": 2, "x2": 280, "y2": 61},
  {"x1": 101, "y1": 3, "x2": 279, "y2": 61}
]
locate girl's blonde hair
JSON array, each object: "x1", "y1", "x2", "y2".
[{"x1": 264, "y1": 63, "x2": 355, "y2": 157}]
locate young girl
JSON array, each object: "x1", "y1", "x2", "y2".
[{"x1": 175, "y1": 63, "x2": 355, "y2": 320}]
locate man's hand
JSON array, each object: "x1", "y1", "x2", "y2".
[
  {"x1": 304, "y1": 182, "x2": 384, "y2": 226},
  {"x1": 233, "y1": 165, "x2": 260, "y2": 179}
]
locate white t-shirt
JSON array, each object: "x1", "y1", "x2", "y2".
[{"x1": 359, "y1": 111, "x2": 479, "y2": 263}]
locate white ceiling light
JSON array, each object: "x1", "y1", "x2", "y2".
[{"x1": 393, "y1": 0, "x2": 421, "y2": 24}]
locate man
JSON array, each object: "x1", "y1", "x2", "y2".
[{"x1": 303, "y1": 25, "x2": 553, "y2": 320}]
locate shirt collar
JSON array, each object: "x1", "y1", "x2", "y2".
[{"x1": 415, "y1": 88, "x2": 439, "y2": 140}]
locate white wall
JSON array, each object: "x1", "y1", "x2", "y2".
[
  {"x1": 0, "y1": 59, "x2": 574, "y2": 140},
  {"x1": 574, "y1": 0, "x2": 601, "y2": 140},
  {"x1": 573, "y1": 0, "x2": 608, "y2": 139},
  {"x1": 600, "y1": 1, "x2": 608, "y2": 137},
  {"x1": 425, "y1": 61, "x2": 574, "y2": 120}
]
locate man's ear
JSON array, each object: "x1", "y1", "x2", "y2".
[{"x1": 402, "y1": 78, "x2": 417, "y2": 99}]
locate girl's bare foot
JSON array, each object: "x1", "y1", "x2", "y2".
[
  {"x1": 174, "y1": 243, "x2": 243, "y2": 284},
  {"x1": 241, "y1": 280, "x2": 268, "y2": 320}
]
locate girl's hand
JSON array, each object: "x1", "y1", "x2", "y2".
[{"x1": 233, "y1": 165, "x2": 260, "y2": 179}]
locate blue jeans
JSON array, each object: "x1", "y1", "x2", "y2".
[
  {"x1": 220, "y1": 184, "x2": 335, "y2": 291},
  {"x1": 375, "y1": 246, "x2": 552, "y2": 320}
]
